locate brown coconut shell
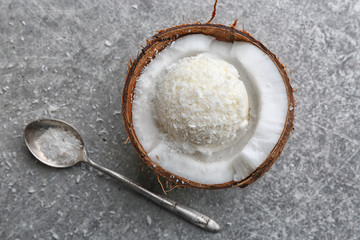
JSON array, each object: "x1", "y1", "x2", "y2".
[{"x1": 122, "y1": 23, "x2": 295, "y2": 190}]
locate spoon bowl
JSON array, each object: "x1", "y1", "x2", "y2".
[
  {"x1": 24, "y1": 119, "x2": 86, "y2": 168},
  {"x1": 23, "y1": 118, "x2": 221, "y2": 232}
]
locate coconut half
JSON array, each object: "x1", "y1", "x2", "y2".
[{"x1": 122, "y1": 24, "x2": 295, "y2": 189}]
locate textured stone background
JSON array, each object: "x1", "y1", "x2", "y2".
[{"x1": 1, "y1": 0, "x2": 359, "y2": 239}]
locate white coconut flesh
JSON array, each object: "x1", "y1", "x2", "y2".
[{"x1": 132, "y1": 34, "x2": 288, "y2": 184}]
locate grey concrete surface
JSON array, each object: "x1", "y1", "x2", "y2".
[{"x1": 1, "y1": 0, "x2": 359, "y2": 239}]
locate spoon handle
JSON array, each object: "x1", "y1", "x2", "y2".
[{"x1": 86, "y1": 158, "x2": 220, "y2": 232}]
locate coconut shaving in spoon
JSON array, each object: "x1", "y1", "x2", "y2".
[{"x1": 36, "y1": 128, "x2": 82, "y2": 165}]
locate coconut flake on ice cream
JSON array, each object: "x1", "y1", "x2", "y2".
[{"x1": 155, "y1": 53, "x2": 249, "y2": 148}]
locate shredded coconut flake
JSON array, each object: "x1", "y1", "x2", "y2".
[
  {"x1": 36, "y1": 128, "x2": 82, "y2": 165},
  {"x1": 146, "y1": 215, "x2": 152, "y2": 225},
  {"x1": 104, "y1": 40, "x2": 112, "y2": 47},
  {"x1": 155, "y1": 53, "x2": 248, "y2": 146}
]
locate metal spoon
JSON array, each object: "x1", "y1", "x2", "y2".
[{"x1": 24, "y1": 119, "x2": 220, "y2": 233}]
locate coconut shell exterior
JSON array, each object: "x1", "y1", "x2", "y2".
[{"x1": 122, "y1": 23, "x2": 295, "y2": 189}]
